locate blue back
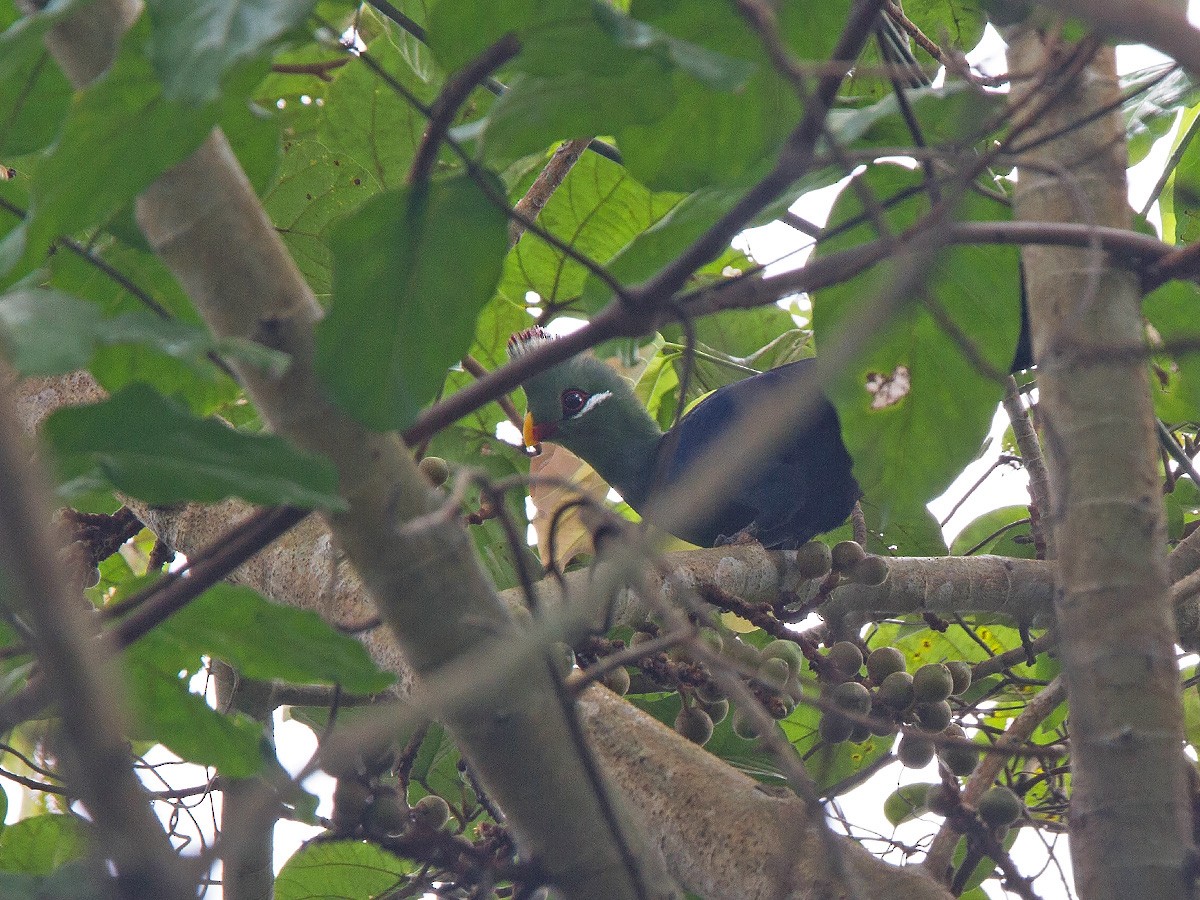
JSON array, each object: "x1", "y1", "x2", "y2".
[{"x1": 649, "y1": 358, "x2": 860, "y2": 548}]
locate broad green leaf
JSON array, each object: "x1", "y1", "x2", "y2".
[
  {"x1": 1145, "y1": 281, "x2": 1200, "y2": 422},
  {"x1": 498, "y1": 150, "x2": 681, "y2": 310},
  {"x1": 0, "y1": 287, "x2": 285, "y2": 377},
  {"x1": 904, "y1": 0, "x2": 987, "y2": 55},
  {"x1": 824, "y1": 499, "x2": 948, "y2": 557},
  {"x1": 0, "y1": 815, "x2": 85, "y2": 876},
  {"x1": 885, "y1": 783, "x2": 936, "y2": 825},
  {"x1": 0, "y1": 48, "x2": 71, "y2": 158},
  {"x1": 426, "y1": 0, "x2": 539, "y2": 73},
  {"x1": 125, "y1": 644, "x2": 266, "y2": 776},
  {"x1": 812, "y1": 164, "x2": 1021, "y2": 524},
  {"x1": 832, "y1": 82, "x2": 1003, "y2": 150},
  {"x1": 408, "y1": 723, "x2": 475, "y2": 805},
  {"x1": 1123, "y1": 64, "x2": 1198, "y2": 167},
  {"x1": 260, "y1": 33, "x2": 458, "y2": 297},
  {"x1": 145, "y1": 0, "x2": 318, "y2": 105},
  {"x1": 43, "y1": 383, "x2": 344, "y2": 508},
  {"x1": 950, "y1": 505, "x2": 1035, "y2": 558},
  {"x1": 17, "y1": 20, "x2": 218, "y2": 277},
  {"x1": 0, "y1": 0, "x2": 88, "y2": 87},
  {"x1": 275, "y1": 841, "x2": 413, "y2": 900},
  {"x1": 316, "y1": 174, "x2": 508, "y2": 430},
  {"x1": 468, "y1": 1, "x2": 769, "y2": 189},
  {"x1": 780, "y1": 692, "x2": 896, "y2": 792},
  {"x1": 151, "y1": 584, "x2": 395, "y2": 694}
]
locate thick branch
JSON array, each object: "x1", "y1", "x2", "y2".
[
  {"x1": 0, "y1": 365, "x2": 190, "y2": 897},
  {"x1": 1004, "y1": 31, "x2": 1193, "y2": 899}
]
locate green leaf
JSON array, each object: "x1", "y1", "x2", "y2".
[
  {"x1": 832, "y1": 83, "x2": 1003, "y2": 150},
  {"x1": 408, "y1": 723, "x2": 472, "y2": 803},
  {"x1": 43, "y1": 383, "x2": 344, "y2": 509},
  {"x1": 950, "y1": 505, "x2": 1035, "y2": 558},
  {"x1": 780, "y1": 695, "x2": 896, "y2": 792},
  {"x1": 125, "y1": 644, "x2": 266, "y2": 776},
  {"x1": 275, "y1": 841, "x2": 413, "y2": 900},
  {"x1": 467, "y1": 0, "x2": 775, "y2": 190},
  {"x1": 498, "y1": 150, "x2": 681, "y2": 310},
  {"x1": 1123, "y1": 64, "x2": 1199, "y2": 167},
  {"x1": 316, "y1": 174, "x2": 508, "y2": 430},
  {"x1": 152, "y1": 584, "x2": 395, "y2": 694},
  {"x1": 0, "y1": 48, "x2": 72, "y2": 157},
  {"x1": 884, "y1": 782, "x2": 935, "y2": 825},
  {"x1": 812, "y1": 164, "x2": 1021, "y2": 524},
  {"x1": 0, "y1": 815, "x2": 85, "y2": 876},
  {"x1": 145, "y1": 0, "x2": 318, "y2": 105},
  {"x1": 903, "y1": 0, "x2": 987, "y2": 55},
  {"x1": 0, "y1": 0, "x2": 88, "y2": 87},
  {"x1": 1145, "y1": 281, "x2": 1200, "y2": 422},
  {"x1": 1161, "y1": 103, "x2": 1200, "y2": 245},
  {"x1": 260, "y1": 32, "x2": 458, "y2": 297},
  {"x1": 16, "y1": 20, "x2": 219, "y2": 277},
  {"x1": 0, "y1": 287, "x2": 286, "y2": 377},
  {"x1": 426, "y1": 0, "x2": 538, "y2": 73}
]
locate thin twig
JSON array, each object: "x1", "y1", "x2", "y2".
[
  {"x1": 408, "y1": 35, "x2": 520, "y2": 187},
  {"x1": 509, "y1": 138, "x2": 590, "y2": 247}
]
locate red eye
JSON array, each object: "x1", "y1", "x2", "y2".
[{"x1": 561, "y1": 389, "x2": 588, "y2": 417}]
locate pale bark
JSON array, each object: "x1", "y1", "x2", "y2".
[
  {"x1": 34, "y1": 4, "x2": 675, "y2": 898},
  {"x1": 1005, "y1": 32, "x2": 1194, "y2": 899}
]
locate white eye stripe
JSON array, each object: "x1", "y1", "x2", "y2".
[{"x1": 570, "y1": 390, "x2": 612, "y2": 419}]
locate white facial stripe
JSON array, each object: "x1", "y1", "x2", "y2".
[{"x1": 571, "y1": 390, "x2": 612, "y2": 420}]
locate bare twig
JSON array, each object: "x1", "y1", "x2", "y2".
[
  {"x1": 510, "y1": 138, "x2": 590, "y2": 247},
  {"x1": 408, "y1": 35, "x2": 520, "y2": 187}
]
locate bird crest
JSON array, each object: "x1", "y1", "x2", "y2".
[{"x1": 506, "y1": 327, "x2": 554, "y2": 360}]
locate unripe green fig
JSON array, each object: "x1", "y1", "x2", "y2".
[
  {"x1": 726, "y1": 638, "x2": 763, "y2": 668},
  {"x1": 831, "y1": 540, "x2": 866, "y2": 572},
  {"x1": 818, "y1": 711, "x2": 854, "y2": 744},
  {"x1": 830, "y1": 680, "x2": 872, "y2": 716},
  {"x1": 826, "y1": 641, "x2": 864, "y2": 677},
  {"x1": 946, "y1": 660, "x2": 973, "y2": 696},
  {"x1": 417, "y1": 455, "x2": 450, "y2": 487},
  {"x1": 924, "y1": 784, "x2": 956, "y2": 817},
  {"x1": 695, "y1": 679, "x2": 724, "y2": 704},
  {"x1": 761, "y1": 639, "x2": 806, "y2": 677},
  {"x1": 700, "y1": 697, "x2": 729, "y2": 725},
  {"x1": 869, "y1": 714, "x2": 897, "y2": 737},
  {"x1": 939, "y1": 739, "x2": 980, "y2": 777},
  {"x1": 602, "y1": 666, "x2": 630, "y2": 696},
  {"x1": 912, "y1": 663, "x2": 954, "y2": 703},
  {"x1": 866, "y1": 647, "x2": 906, "y2": 685},
  {"x1": 794, "y1": 540, "x2": 833, "y2": 579},
  {"x1": 850, "y1": 555, "x2": 889, "y2": 586},
  {"x1": 675, "y1": 706, "x2": 715, "y2": 745},
  {"x1": 767, "y1": 694, "x2": 795, "y2": 720},
  {"x1": 759, "y1": 656, "x2": 791, "y2": 689},
  {"x1": 731, "y1": 705, "x2": 762, "y2": 741},
  {"x1": 897, "y1": 733, "x2": 936, "y2": 768},
  {"x1": 877, "y1": 671, "x2": 915, "y2": 709},
  {"x1": 914, "y1": 700, "x2": 953, "y2": 733},
  {"x1": 977, "y1": 786, "x2": 1023, "y2": 828},
  {"x1": 411, "y1": 794, "x2": 451, "y2": 830}
]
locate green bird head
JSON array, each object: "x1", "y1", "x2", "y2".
[{"x1": 507, "y1": 328, "x2": 663, "y2": 507}]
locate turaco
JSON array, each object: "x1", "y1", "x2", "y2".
[{"x1": 507, "y1": 327, "x2": 861, "y2": 549}]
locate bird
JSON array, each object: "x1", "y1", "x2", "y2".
[{"x1": 507, "y1": 327, "x2": 861, "y2": 549}]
